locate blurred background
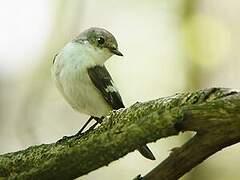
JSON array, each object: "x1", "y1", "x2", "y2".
[{"x1": 0, "y1": 0, "x2": 239, "y2": 179}]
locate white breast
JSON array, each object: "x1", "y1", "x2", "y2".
[{"x1": 51, "y1": 42, "x2": 112, "y2": 117}]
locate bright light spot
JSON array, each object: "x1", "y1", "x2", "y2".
[
  {"x1": 0, "y1": 0, "x2": 51, "y2": 75},
  {"x1": 183, "y1": 14, "x2": 232, "y2": 66}
]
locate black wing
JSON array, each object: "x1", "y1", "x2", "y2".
[
  {"x1": 53, "y1": 53, "x2": 58, "y2": 64},
  {"x1": 87, "y1": 65, "x2": 124, "y2": 110}
]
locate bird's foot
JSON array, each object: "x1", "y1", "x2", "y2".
[
  {"x1": 57, "y1": 133, "x2": 84, "y2": 144},
  {"x1": 56, "y1": 116, "x2": 104, "y2": 144}
]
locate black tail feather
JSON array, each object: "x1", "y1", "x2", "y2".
[{"x1": 138, "y1": 145, "x2": 155, "y2": 160}]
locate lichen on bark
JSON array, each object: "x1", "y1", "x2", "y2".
[{"x1": 0, "y1": 88, "x2": 239, "y2": 180}]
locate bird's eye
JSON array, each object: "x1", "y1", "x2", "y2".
[{"x1": 97, "y1": 37, "x2": 105, "y2": 45}]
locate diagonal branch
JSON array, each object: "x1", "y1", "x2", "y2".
[
  {"x1": 140, "y1": 94, "x2": 240, "y2": 180},
  {"x1": 0, "y1": 88, "x2": 240, "y2": 180}
]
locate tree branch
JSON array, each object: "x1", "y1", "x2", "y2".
[{"x1": 0, "y1": 88, "x2": 240, "y2": 180}]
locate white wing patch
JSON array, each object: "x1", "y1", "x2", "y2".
[
  {"x1": 104, "y1": 80, "x2": 118, "y2": 93},
  {"x1": 105, "y1": 85, "x2": 117, "y2": 93}
]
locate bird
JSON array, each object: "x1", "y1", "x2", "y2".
[{"x1": 51, "y1": 27, "x2": 155, "y2": 160}]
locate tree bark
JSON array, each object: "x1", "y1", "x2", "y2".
[{"x1": 0, "y1": 88, "x2": 240, "y2": 180}]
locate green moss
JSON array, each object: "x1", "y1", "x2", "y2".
[{"x1": 0, "y1": 88, "x2": 239, "y2": 180}]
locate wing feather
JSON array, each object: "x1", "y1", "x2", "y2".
[{"x1": 87, "y1": 65, "x2": 124, "y2": 110}]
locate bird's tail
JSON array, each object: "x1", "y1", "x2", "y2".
[{"x1": 138, "y1": 145, "x2": 155, "y2": 160}]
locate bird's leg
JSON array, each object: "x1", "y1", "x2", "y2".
[
  {"x1": 76, "y1": 116, "x2": 103, "y2": 135},
  {"x1": 85, "y1": 121, "x2": 98, "y2": 132},
  {"x1": 94, "y1": 116, "x2": 103, "y2": 124},
  {"x1": 57, "y1": 116, "x2": 104, "y2": 143},
  {"x1": 75, "y1": 116, "x2": 94, "y2": 136},
  {"x1": 57, "y1": 116, "x2": 94, "y2": 143},
  {"x1": 82, "y1": 116, "x2": 104, "y2": 133}
]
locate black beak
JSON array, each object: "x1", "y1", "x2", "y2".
[{"x1": 110, "y1": 48, "x2": 123, "y2": 56}]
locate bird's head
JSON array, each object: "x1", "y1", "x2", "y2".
[{"x1": 73, "y1": 27, "x2": 123, "y2": 64}]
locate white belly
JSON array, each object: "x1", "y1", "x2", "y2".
[{"x1": 52, "y1": 43, "x2": 112, "y2": 117}]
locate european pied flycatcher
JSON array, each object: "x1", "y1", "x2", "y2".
[{"x1": 52, "y1": 27, "x2": 155, "y2": 160}]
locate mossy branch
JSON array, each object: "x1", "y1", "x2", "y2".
[{"x1": 0, "y1": 88, "x2": 240, "y2": 180}]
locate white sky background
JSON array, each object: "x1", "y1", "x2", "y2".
[
  {"x1": 0, "y1": 0, "x2": 51, "y2": 75},
  {"x1": 0, "y1": 1, "x2": 183, "y2": 179},
  {"x1": 0, "y1": 0, "x2": 240, "y2": 180}
]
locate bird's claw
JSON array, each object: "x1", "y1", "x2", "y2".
[{"x1": 56, "y1": 133, "x2": 84, "y2": 144}]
